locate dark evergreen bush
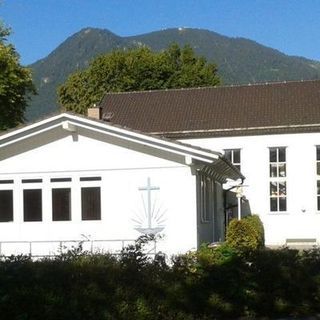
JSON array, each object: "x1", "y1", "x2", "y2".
[{"x1": 0, "y1": 236, "x2": 320, "y2": 319}]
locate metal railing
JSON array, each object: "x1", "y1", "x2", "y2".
[{"x1": 0, "y1": 238, "x2": 157, "y2": 258}]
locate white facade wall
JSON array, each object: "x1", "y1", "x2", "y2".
[
  {"x1": 187, "y1": 132, "x2": 320, "y2": 246},
  {"x1": 0, "y1": 134, "x2": 198, "y2": 256}
]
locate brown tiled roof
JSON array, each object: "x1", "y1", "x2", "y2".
[{"x1": 99, "y1": 80, "x2": 320, "y2": 138}]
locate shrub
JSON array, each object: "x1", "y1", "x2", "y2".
[
  {"x1": 1, "y1": 237, "x2": 320, "y2": 319},
  {"x1": 245, "y1": 214, "x2": 265, "y2": 248},
  {"x1": 226, "y1": 214, "x2": 264, "y2": 251},
  {"x1": 195, "y1": 243, "x2": 238, "y2": 267}
]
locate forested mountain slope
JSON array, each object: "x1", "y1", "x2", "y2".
[{"x1": 27, "y1": 27, "x2": 320, "y2": 120}]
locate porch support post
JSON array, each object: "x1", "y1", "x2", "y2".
[{"x1": 236, "y1": 186, "x2": 243, "y2": 220}]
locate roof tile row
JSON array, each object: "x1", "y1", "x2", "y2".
[{"x1": 100, "y1": 80, "x2": 320, "y2": 138}]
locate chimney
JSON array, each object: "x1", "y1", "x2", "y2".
[{"x1": 87, "y1": 105, "x2": 102, "y2": 120}]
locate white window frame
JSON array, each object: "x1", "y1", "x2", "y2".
[
  {"x1": 269, "y1": 147, "x2": 287, "y2": 213},
  {"x1": 0, "y1": 179, "x2": 14, "y2": 223},
  {"x1": 80, "y1": 176, "x2": 102, "y2": 221},
  {"x1": 21, "y1": 178, "x2": 43, "y2": 222},
  {"x1": 50, "y1": 177, "x2": 72, "y2": 222},
  {"x1": 224, "y1": 149, "x2": 241, "y2": 171},
  {"x1": 23, "y1": 188, "x2": 43, "y2": 222}
]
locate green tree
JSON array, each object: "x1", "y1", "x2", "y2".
[
  {"x1": 58, "y1": 44, "x2": 220, "y2": 114},
  {"x1": 0, "y1": 23, "x2": 35, "y2": 130}
]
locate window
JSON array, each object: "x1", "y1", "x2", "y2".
[
  {"x1": 50, "y1": 178, "x2": 72, "y2": 183},
  {"x1": 80, "y1": 177, "x2": 101, "y2": 182},
  {"x1": 316, "y1": 146, "x2": 320, "y2": 210},
  {"x1": 0, "y1": 190, "x2": 13, "y2": 222},
  {"x1": 24, "y1": 189, "x2": 42, "y2": 221},
  {"x1": 198, "y1": 174, "x2": 214, "y2": 223},
  {"x1": 224, "y1": 149, "x2": 241, "y2": 170},
  {"x1": 81, "y1": 187, "x2": 101, "y2": 220},
  {"x1": 0, "y1": 180, "x2": 13, "y2": 184},
  {"x1": 52, "y1": 188, "x2": 71, "y2": 221},
  {"x1": 22, "y1": 179, "x2": 42, "y2": 183},
  {"x1": 269, "y1": 147, "x2": 287, "y2": 212}
]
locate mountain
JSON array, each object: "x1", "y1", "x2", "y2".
[
  {"x1": 26, "y1": 27, "x2": 320, "y2": 120},
  {"x1": 28, "y1": 28, "x2": 125, "y2": 119}
]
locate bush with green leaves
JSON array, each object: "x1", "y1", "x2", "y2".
[
  {"x1": 1, "y1": 235, "x2": 320, "y2": 319},
  {"x1": 226, "y1": 214, "x2": 265, "y2": 251},
  {"x1": 245, "y1": 214, "x2": 265, "y2": 247}
]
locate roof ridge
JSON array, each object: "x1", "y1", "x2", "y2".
[{"x1": 0, "y1": 112, "x2": 224, "y2": 160}]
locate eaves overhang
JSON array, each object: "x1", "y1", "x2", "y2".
[
  {"x1": 150, "y1": 123, "x2": 320, "y2": 139},
  {"x1": 0, "y1": 113, "x2": 213, "y2": 161},
  {"x1": 0, "y1": 113, "x2": 244, "y2": 183},
  {"x1": 193, "y1": 157, "x2": 244, "y2": 183}
]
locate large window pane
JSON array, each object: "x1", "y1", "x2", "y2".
[
  {"x1": 270, "y1": 164, "x2": 277, "y2": 177},
  {"x1": 24, "y1": 189, "x2": 42, "y2": 221},
  {"x1": 224, "y1": 150, "x2": 231, "y2": 161},
  {"x1": 279, "y1": 182, "x2": 286, "y2": 196},
  {"x1": 317, "y1": 146, "x2": 320, "y2": 161},
  {"x1": 279, "y1": 198, "x2": 287, "y2": 211},
  {"x1": 278, "y1": 148, "x2": 286, "y2": 162},
  {"x1": 279, "y1": 164, "x2": 286, "y2": 177},
  {"x1": 269, "y1": 149, "x2": 277, "y2": 162},
  {"x1": 270, "y1": 182, "x2": 277, "y2": 196},
  {"x1": 270, "y1": 198, "x2": 278, "y2": 211},
  {"x1": 233, "y1": 149, "x2": 240, "y2": 163},
  {"x1": 52, "y1": 188, "x2": 71, "y2": 221},
  {"x1": 81, "y1": 187, "x2": 101, "y2": 220},
  {"x1": 0, "y1": 190, "x2": 13, "y2": 222}
]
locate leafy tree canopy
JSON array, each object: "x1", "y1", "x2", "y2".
[
  {"x1": 0, "y1": 22, "x2": 35, "y2": 130},
  {"x1": 58, "y1": 44, "x2": 220, "y2": 114}
]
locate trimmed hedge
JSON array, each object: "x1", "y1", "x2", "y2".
[
  {"x1": 226, "y1": 214, "x2": 265, "y2": 251},
  {"x1": 0, "y1": 236, "x2": 320, "y2": 319}
]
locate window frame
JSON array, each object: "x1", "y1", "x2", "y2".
[
  {"x1": 23, "y1": 188, "x2": 43, "y2": 222},
  {"x1": 81, "y1": 186, "x2": 101, "y2": 221},
  {"x1": 50, "y1": 177, "x2": 72, "y2": 221},
  {"x1": 224, "y1": 148, "x2": 241, "y2": 171},
  {"x1": 269, "y1": 147, "x2": 287, "y2": 213},
  {"x1": 0, "y1": 189, "x2": 14, "y2": 222},
  {"x1": 197, "y1": 174, "x2": 214, "y2": 223},
  {"x1": 22, "y1": 178, "x2": 43, "y2": 222},
  {"x1": 0, "y1": 180, "x2": 14, "y2": 223},
  {"x1": 52, "y1": 188, "x2": 72, "y2": 221}
]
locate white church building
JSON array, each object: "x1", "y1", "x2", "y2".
[
  {"x1": 2, "y1": 79, "x2": 320, "y2": 256},
  {"x1": 0, "y1": 112, "x2": 242, "y2": 257},
  {"x1": 100, "y1": 80, "x2": 320, "y2": 247}
]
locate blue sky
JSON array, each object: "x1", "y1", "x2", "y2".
[{"x1": 1, "y1": 0, "x2": 320, "y2": 66}]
